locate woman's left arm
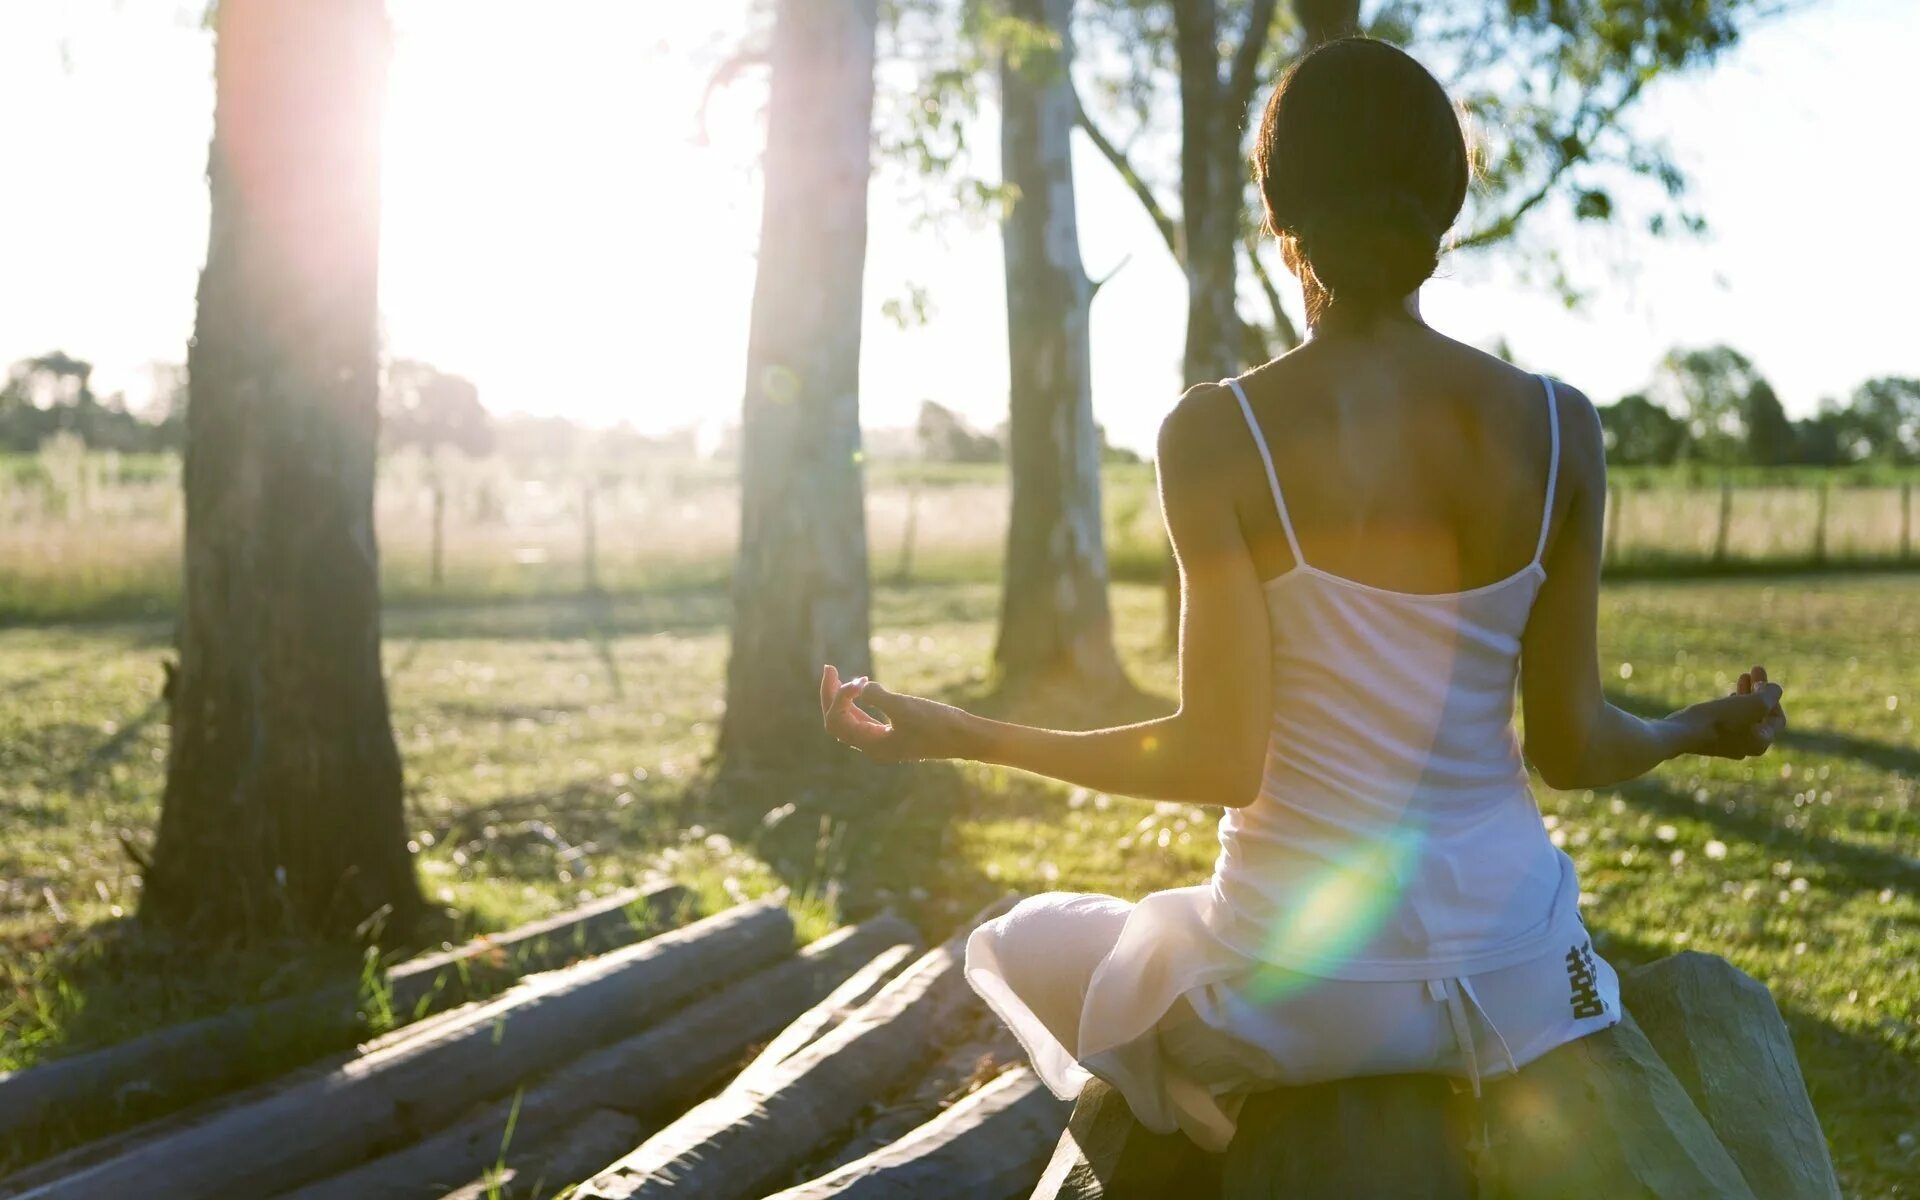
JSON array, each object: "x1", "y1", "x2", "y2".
[{"x1": 822, "y1": 388, "x2": 1275, "y2": 807}]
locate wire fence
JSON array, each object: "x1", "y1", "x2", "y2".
[{"x1": 0, "y1": 452, "x2": 1915, "y2": 621}]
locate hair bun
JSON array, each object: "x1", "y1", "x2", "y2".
[{"x1": 1292, "y1": 191, "x2": 1443, "y2": 302}]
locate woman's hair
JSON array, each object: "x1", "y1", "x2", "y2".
[{"x1": 1253, "y1": 37, "x2": 1468, "y2": 319}]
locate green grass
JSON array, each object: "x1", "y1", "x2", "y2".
[{"x1": 0, "y1": 576, "x2": 1915, "y2": 1193}]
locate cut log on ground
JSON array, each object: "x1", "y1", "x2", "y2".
[
  {"x1": 810, "y1": 1011, "x2": 1023, "y2": 1174},
  {"x1": 14, "y1": 896, "x2": 790, "y2": 1200},
  {"x1": 0, "y1": 882, "x2": 685, "y2": 1156},
  {"x1": 280, "y1": 914, "x2": 921, "y2": 1200},
  {"x1": 437, "y1": 1108, "x2": 645, "y2": 1200},
  {"x1": 0, "y1": 997, "x2": 494, "y2": 1199},
  {"x1": 1621, "y1": 952, "x2": 1841, "y2": 1200},
  {"x1": 769, "y1": 1067, "x2": 1068, "y2": 1200},
  {"x1": 732, "y1": 940, "x2": 918, "y2": 1091},
  {"x1": 577, "y1": 895, "x2": 1020, "y2": 1200}
]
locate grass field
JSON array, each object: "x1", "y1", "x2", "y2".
[{"x1": 1, "y1": 575, "x2": 1916, "y2": 1193}]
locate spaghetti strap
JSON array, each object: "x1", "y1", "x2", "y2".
[
  {"x1": 1225, "y1": 377, "x2": 1305, "y2": 565},
  {"x1": 1533, "y1": 375, "x2": 1561, "y2": 565}
]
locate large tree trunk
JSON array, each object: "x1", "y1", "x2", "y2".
[
  {"x1": 1173, "y1": 0, "x2": 1244, "y2": 387},
  {"x1": 993, "y1": 0, "x2": 1124, "y2": 692},
  {"x1": 145, "y1": 0, "x2": 421, "y2": 939},
  {"x1": 718, "y1": 0, "x2": 879, "y2": 773}
]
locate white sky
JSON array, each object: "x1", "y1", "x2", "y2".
[{"x1": 0, "y1": 0, "x2": 1915, "y2": 453}]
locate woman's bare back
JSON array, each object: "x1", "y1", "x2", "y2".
[{"x1": 1223, "y1": 325, "x2": 1570, "y2": 594}]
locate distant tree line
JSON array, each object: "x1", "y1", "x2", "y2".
[
  {"x1": 0, "y1": 352, "x2": 184, "y2": 453},
  {"x1": 11, "y1": 345, "x2": 1911, "y2": 475},
  {"x1": 1598, "y1": 346, "x2": 1917, "y2": 467}
]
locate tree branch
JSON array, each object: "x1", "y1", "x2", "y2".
[
  {"x1": 1224, "y1": 0, "x2": 1281, "y2": 120},
  {"x1": 1456, "y1": 78, "x2": 1646, "y2": 251},
  {"x1": 1071, "y1": 89, "x2": 1181, "y2": 264},
  {"x1": 1243, "y1": 236, "x2": 1301, "y2": 352},
  {"x1": 695, "y1": 44, "x2": 769, "y2": 146}
]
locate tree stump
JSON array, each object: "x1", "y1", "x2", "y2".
[
  {"x1": 1473, "y1": 1014, "x2": 1755, "y2": 1199},
  {"x1": 1028, "y1": 1079, "x2": 1217, "y2": 1200},
  {"x1": 1030, "y1": 953, "x2": 1830, "y2": 1200},
  {"x1": 1621, "y1": 952, "x2": 1840, "y2": 1200},
  {"x1": 1222, "y1": 1074, "x2": 1472, "y2": 1199}
]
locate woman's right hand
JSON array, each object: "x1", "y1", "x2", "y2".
[{"x1": 1671, "y1": 665, "x2": 1787, "y2": 761}]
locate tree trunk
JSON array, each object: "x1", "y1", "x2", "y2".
[
  {"x1": 994, "y1": 0, "x2": 1125, "y2": 692},
  {"x1": 718, "y1": 0, "x2": 878, "y2": 773},
  {"x1": 1173, "y1": 0, "x2": 1243, "y2": 388},
  {"x1": 146, "y1": 0, "x2": 422, "y2": 939}
]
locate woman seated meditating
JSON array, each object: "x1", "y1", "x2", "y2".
[{"x1": 819, "y1": 36, "x2": 1786, "y2": 1152}]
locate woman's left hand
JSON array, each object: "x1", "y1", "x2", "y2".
[{"x1": 819, "y1": 665, "x2": 970, "y2": 763}]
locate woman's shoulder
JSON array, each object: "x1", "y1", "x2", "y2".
[{"x1": 1158, "y1": 378, "x2": 1249, "y2": 457}]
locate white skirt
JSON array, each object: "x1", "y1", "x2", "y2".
[{"x1": 963, "y1": 886, "x2": 1622, "y2": 1152}]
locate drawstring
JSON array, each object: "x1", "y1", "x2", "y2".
[
  {"x1": 1426, "y1": 978, "x2": 1482, "y2": 1096},
  {"x1": 1425, "y1": 976, "x2": 1518, "y2": 1097},
  {"x1": 1457, "y1": 976, "x2": 1518, "y2": 1079},
  {"x1": 1430, "y1": 975, "x2": 1517, "y2": 1175}
]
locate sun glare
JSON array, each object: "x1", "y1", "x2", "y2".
[{"x1": 378, "y1": 1, "x2": 763, "y2": 432}]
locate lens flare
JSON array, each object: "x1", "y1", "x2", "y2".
[{"x1": 1244, "y1": 826, "x2": 1423, "y2": 999}]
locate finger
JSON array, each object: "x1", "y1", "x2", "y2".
[
  {"x1": 830, "y1": 677, "x2": 872, "y2": 724},
  {"x1": 1737, "y1": 672, "x2": 1752, "y2": 695},
  {"x1": 1751, "y1": 665, "x2": 1768, "y2": 686},
  {"x1": 820, "y1": 665, "x2": 841, "y2": 718},
  {"x1": 825, "y1": 698, "x2": 890, "y2": 748}
]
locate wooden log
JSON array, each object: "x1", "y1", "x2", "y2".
[
  {"x1": 811, "y1": 1013, "x2": 1022, "y2": 1173},
  {"x1": 577, "y1": 895, "x2": 1020, "y2": 1200},
  {"x1": 0, "y1": 882, "x2": 686, "y2": 1154},
  {"x1": 1474, "y1": 1016, "x2": 1757, "y2": 1199},
  {"x1": 732, "y1": 940, "x2": 918, "y2": 1091},
  {"x1": 1621, "y1": 952, "x2": 1841, "y2": 1200},
  {"x1": 1028, "y1": 1078, "x2": 1216, "y2": 1200},
  {"x1": 1221, "y1": 1074, "x2": 1470, "y2": 1199},
  {"x1": 14, "y1": 896, "x2": 791, "y2": 1200},
  {"x1": 0, "y1": 999, "x2": 493, "y2": 1199},
  {"x1": 280, "y1": 915, "x2": 921, "y2": 1200},
  {"x1": 768, "y1": 1067, "x2": 1068, "y2": 1200},
  {"x1": 437, "y1": 1108, "x2": 645, "y2": 1200}
]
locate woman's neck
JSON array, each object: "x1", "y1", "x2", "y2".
[{"x1": 1306, "y1": 290, "x2": 1425, "y2": 340}]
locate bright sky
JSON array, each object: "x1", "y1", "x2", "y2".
[{"x1": 1, "y1": 0, "x2": 1914, "y2": 453}]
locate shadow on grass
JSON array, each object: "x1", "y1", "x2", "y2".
[
  {"x1": 1610, "y1": 777, "x2": 1920, "y2": 894},
  {"x1": 61, "y1": 699, "x2": 165, "y2": 795}
]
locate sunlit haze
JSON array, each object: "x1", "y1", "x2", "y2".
[{"x1": 2, "y1": 0, "x2": 1914, "y2": 453}]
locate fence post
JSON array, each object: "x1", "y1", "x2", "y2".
[
  {"x1": 1713, "y1": 479, "x2": 1732, "y2": 564},
  {"x1": 430, "y1": 480, "x2": 446, "y2": 589},
  {"x1": 895, "y1": 475, "x2": 919, "y2": 585},
  {"x1": 1605, "y1": 484, "x2": 1622, "y2": 569},
  {"x1": 583, "y1": 480, "x2": 599, "y2": 594},
  {"x1": 1903, "y1": 481, "x2": 1913, "y2": 561},
  {"x1": 1812, "y1": 480, "x2": 1829, "y2": 565}
]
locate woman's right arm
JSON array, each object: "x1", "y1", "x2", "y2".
[{"x1": 1519, "y1": 385, "x2": 1786, "y2": 791}]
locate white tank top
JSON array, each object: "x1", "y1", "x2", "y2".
[{"x1": 1204, "y1": 374, "x2": 1585, "y2": 981}]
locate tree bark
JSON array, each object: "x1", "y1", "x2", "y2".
[
  {"x1": 994, "y1": 0, "x2": 1125, "y2": 692},
  {"x1": 718, "y1": 0, "x2": 879, "y2": 773},
  {"x1": 1173, "y1": 0, "x2": 1244, "y2": 387},
  {"x1": 146, "y1": 0, "x2": 422, "y2": 939}
]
